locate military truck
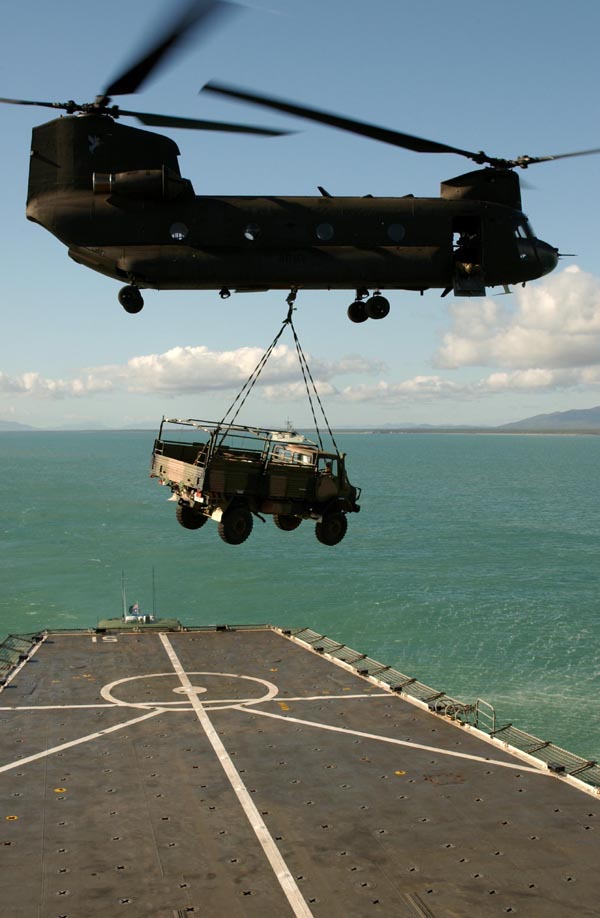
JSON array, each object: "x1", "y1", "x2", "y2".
[{"x1": 150, "y1": 417, "x2": 360, "y2": 546}]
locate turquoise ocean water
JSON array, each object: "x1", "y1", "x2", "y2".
[{"x1": 1, "y1": 430, "x2": 599, "y2": 760}]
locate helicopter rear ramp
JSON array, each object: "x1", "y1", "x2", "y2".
[{"x1": 1, "y1": 625, "x2": 599, "y2": 917}]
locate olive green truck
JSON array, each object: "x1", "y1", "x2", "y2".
[{"x1": 150, "y1": 418, "x2": 361, "y2": 545}]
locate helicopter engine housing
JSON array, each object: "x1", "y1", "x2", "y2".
[{"x1": 440, "y1": 168, "x2": 522, "y2": 210}]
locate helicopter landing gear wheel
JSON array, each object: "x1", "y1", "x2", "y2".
[
  {"x1": 347, "y1": 300, "x2": 368, "y2": 323},
  {"x1": 218, "y1": 505, "x2": 253, "y2": 545},
  {"x1": 118, "y1": 285, "x2": 144, "y2": 314},
  {"x1": 365, "y1": 293, "x2": 390, "y2": 320}
]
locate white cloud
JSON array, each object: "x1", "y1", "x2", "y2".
[
  {"x1": 124, "y1": 344, "x2": 295, "y2": 393},
  {"x1": 481, "y1": 366, "x2": 600, "y2": 393},
  {"x1": 261, "y1": 380, "x2": 338, "y2": 401},
  {"x1": 436, "y1": 266, "x2": 600, "y2": 370},
  {"x1": 0, "y1": 371, "x2": 114, "y2": 399},
  {"x1": 4, "y1": 267, "x2": 600, "y2": 411},
  {"x1": 339, "y1": 376, "x2": 464, "y2": 403},
  {"x1": 0, "y1": 344, "x2": 383, "y2": 401}
]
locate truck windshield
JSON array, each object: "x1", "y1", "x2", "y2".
[{"x1": 271, "y1": 445, "x2": 316, "y2": 466}]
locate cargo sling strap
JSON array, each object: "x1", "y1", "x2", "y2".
[{"x1": 217, "y1": 299, "x2": 339, "y2": 453}]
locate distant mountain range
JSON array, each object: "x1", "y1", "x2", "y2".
[
  {"x1": 2, "y1": 405, "x2": 600, "y2": 432},
  {"x1": 366, "y1": 405, "x2": 600, "y2": 433},
  {"x1": 0, "y1": 419, "x2": 113, "y2": 431},
  {"x1": 0, "y1": 419, "x2": 37, "y2": 431},
  {"x1": 498, "y1": 406, "x2": 600, "y2": 431}
]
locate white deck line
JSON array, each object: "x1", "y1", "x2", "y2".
[
  {"x1": 159, "y1": 633, "x2": 314, "y2": 918},
  {"x1": 0, "y1": 708, "x2": 163, "y2": 773},
  {"x1": 0, "y1": 704, "x2": 119, "y2": 710},
  {"x1": 238, "y1": 705, "x2": 547, "y2": 775}
]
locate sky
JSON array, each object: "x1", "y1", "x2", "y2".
[{"x1": 2, "y1": 0, "x2": 600, "y2": 429}]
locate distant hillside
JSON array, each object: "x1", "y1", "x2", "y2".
[
  {"x1": 500, "y1": 406, "x2": 600, "y2": 431},
  {"x1": 3, "y1": 407, "x2": 600, "y2": 434},
  {"x1": 0, "y1": 419, "x2": 37, "y2": 431}
]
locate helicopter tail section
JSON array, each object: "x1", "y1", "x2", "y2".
[{"x1": 26, "y1": 115, "x2": 185, "y2": 237}]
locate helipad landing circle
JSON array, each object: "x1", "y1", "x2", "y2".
[{"x1": 101, "y1": 671, "x2": 278, "y2": 710}]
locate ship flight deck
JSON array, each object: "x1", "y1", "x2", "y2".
[{"x1": 1, "y1": 625, "x2": 599, "y2": 917}]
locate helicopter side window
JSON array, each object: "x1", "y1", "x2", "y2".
[
  {"x1": 170, "y1": 222, "x2": 188, "y2": 241},
  {"x1": 387, "y1": 223, "x2": 406, "y2": 243},
  {"x1": 316, "y1": 223, "x2": 334, "y2": 241},
  {"x1": 244, "y1": 223, "x2": 261, "y2": 241}
]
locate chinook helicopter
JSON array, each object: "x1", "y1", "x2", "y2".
[{"x1": 2, "y1": 0, "x2": 599, "y2": 322}]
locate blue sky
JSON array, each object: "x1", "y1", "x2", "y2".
[{"x1": 2, "y1": 0, "x2": 600, "y2": 429}]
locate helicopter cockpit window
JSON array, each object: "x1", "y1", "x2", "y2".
[{"x1": 515, "y1": 220, "x2": 534, "y2": 240}]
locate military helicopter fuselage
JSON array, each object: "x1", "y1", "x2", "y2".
[
  {"x1": 7, "y1": 0, "x2": 595, "y2": 321},
  {"x1": 26, "y1": 113, "x2": 559, "y2": 319}
]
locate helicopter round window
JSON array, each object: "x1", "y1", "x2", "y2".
[
  {"x1": 244, "y1": 223, "x2": 261, "y2": 241},
  {"x1": 316, "y1": 222, "x2": 334, "y2": 241},
  {"x1": 387, "y1": 223, "x2": 405, "y2": 242},
  {"x1": 170, "y1": 222, "x2": 188, "y2": 241}
]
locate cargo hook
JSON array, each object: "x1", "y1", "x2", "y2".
[{"x1": 285, "y1": 286, "x2": 298, "y2": 320}]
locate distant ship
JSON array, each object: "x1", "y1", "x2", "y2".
[{"x1": 120, "y1": 571, "x2": 155, "y2": 624}]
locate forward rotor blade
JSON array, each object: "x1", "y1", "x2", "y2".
[
  {"x1": 105, "y1": 0, "x2": 233, "y2": 97},
  {"x1": 513, "y1": 147, "x2": 600, "y2": 167},
  {"x1": 202, "y1": 81, "x2": 486, "y2": 162},
  {"x1": 0, "y1": 96, "x2": 68, "y2": 110},
  {"x1": 120, "y1": 108, "x2": 290, "y2": 135}
]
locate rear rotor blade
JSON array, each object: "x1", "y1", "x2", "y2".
[
  {"x1": 202, "y1": 81, "x2": 488, "y2": 163},
  {"x1": 513, "y1": 148, "x2": 600, "y2": 167},
  {"x1": 120, "y1": 108, "x2": 290, "y2": 135},
  {"x1": 105, "y1": 0, "x2": 233, "y2": 97}
]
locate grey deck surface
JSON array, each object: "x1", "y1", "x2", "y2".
[{"x1": 1, "y1": 627, "x2": 598, "y2": 917}]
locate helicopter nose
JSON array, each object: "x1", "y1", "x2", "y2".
[{"x1": 536, "y1": 240, "x2": 559, "y2": 277}]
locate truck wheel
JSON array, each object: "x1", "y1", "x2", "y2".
[
  {"x1": 176, "y1": 503, "x2": 207, "y2": 530},
  {"x1": 315, "y1": 511, "x2": 348, "y2": 546},
  {"x1": 218, "y1": 506, "x2": 253, "y2": 545},
  {"x1": 274, "y1": 514, "x2": 301, "y2": 531}
]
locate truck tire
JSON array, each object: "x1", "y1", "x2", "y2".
[
  {"x1": 176, "y1": 503, "x2": 207, "y2": 530},
  {"x1": 315, "y1": 510, "x2": 348, "y2": 546},
  {"x1": 218, "y1": 506, "x2": 253, "y2": 545},
  {"x1": 274, "y1": 514, "x2": 301, "y2": 531}
]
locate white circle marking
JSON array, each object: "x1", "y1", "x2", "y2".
[{"x1": 100, "y1": 671, "x2": 279, "y2": 710}]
